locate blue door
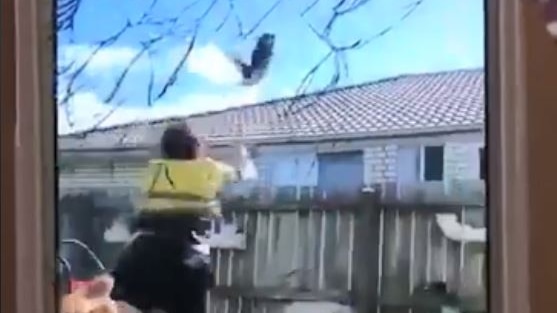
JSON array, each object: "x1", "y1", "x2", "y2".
[{"x1": 317, "y1": 151, "x2": 364, "y2": 199}]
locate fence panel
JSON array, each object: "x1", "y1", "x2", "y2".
[
  {"x1": 208, "y1": 199, "x2": 371, "y2": 313},
  {"x1": 209, "y1": 200, "x2": 487, "y2": 313},
  {"x1": 377, "y1": 204, "x2": 487, "y2": 312},
  {"x1": 58, "y1": 186, "x2": 487, "y2": 313}
]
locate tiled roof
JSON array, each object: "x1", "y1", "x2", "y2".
[{"x1": 59, "y1": 68, "x2": 484, "y2": 150}]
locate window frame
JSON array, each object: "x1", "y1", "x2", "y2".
[
  {"x1": 1, "y1": 0, "x2": 57, "y2": 312},
  {"x1": 1, "y1": 0, "x2": 555, "y2": 313},
  {"x1": 479, "y1": 146, "x2": 486, "y2": 180},
  {"x1": 420, "y1": 145, "x2": 445, "y2": 181}
]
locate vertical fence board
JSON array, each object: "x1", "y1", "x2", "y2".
[
  {"x1": 208, "y1": 199, "x2": 485, "y2": 313},
  {"x1": 311, "y1": 210, "x2": 324, "y2": 290},
  {"x1": 411, "y1": 212, "x2": 429, "y2": 291},
  {"x1": 428, "y1": 213, "x2": 447, "y2": 284},
  {"x1": 242, "y1": 212, "x2": 258, "y2": 286},
  {"x1": 254, "y1": 212, "x2": 269, "y2": 286},
  {"x1": 323, "y1": 210, "x2": 346, "y2": 290},
  {"x1": 230, "y1": 212, "x2": 248, "y2": 285},
  {"x1": 352, "y1": 194, "x2": 381, "y2": 313},
  {"x1": 381, "y1": 209, "x2": 412, "y2": 303}
]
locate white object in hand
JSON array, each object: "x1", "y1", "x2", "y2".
[{"x1": 234, "y1": 144, "x2": 258, "y2": 180}]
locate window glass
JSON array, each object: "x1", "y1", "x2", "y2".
[
  {"x1": 56, "y1": 0, "x2": 487, "y2": 312},
  {"x1": 423, "y1": 145, "x2": 444, "y2": 181}
]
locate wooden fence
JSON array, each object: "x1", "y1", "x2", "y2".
[
  {"x1": 377, "y1": 204, "x2": 486, "y2": 313},
  {"x1": 208, "y1": 196, "x2": 487, "y2": 313}
]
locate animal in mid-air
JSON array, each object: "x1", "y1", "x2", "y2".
[{"x1": 232, "y1": 33, "x2": 275, "y2": 86}]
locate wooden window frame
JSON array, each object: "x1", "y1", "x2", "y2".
[{"x1": 1, "y1": 0, "x2": 556, "y2": 313}]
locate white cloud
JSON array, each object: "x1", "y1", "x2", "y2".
[
  {"x1": 57, "y1": 42, "x2": 262, "y2": 135},
  {"x1": 58, "y1": 86, "x2": 260, "y2": 134},
  {"x1": 58, "y1": 44, "x2": 143, "y2": 74},
  {"x1": 186, "y1": 43, "x2": 243, "y2": 85},
  {"x1": 58, "y1": 41, "x2": 246, "y2": 85}
]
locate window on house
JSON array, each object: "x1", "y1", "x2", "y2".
[
  {"x1": 423, "y1": 145, "x2": 444, "y2": 181},
  {"x1": 479, "y1": 147, "x2": 486, "y2": 180},
  {"x1": 317, "y1": 151, "x2": 364, "y2": 199}
]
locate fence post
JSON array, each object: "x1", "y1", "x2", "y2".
[{"x1": 352, "y1": 190, "x2": 381, "y2": 313}]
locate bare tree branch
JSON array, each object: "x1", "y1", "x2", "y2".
[
  {"x1": 226, "y1": 0, "x2": 246, "y2": 36},
  {"x1": 59, "y1": 22, "x2": 131, "y2": 108},
  {"x1": 280, "y1": 0, "x2": 425, "y2": 119},
  {"x1": 154, "y1": 0, "x2": 219, "y2": 101},
  {"x1": 300, "y1": 0, "x2": 320, "y2": 17},
  {"x1": 351, "y1": 0, "x2": 424, "y2": 50},
  {"x1": 103, "y1": 36, "x2": 163, "y2": 104},
  {"x1": 215, "y1": 6, "x2": 233, "y2": 32},
  {"x1": 57, "y1": 0, "x2": 82, "y2": 31},
  {"x1": 155, "y1": 33, "x2": 197, "y2": 101},
  {"x1": 242, "y1": 0, "x2": 283, "y2": 38},
  {"x1": 87, "y1": 99, "x2": 126, "y2": 131},
  {"x1": 146, "y1": 50, "x2": 156, "y2": 107},
  {"x1": 323, "y1": 0, "x2": 372, "y2": 36},
  {"x1": 59, "y1": 0, "x2": 426, "y2": 135},
  {"x1": 296, "y1": 51, "x2": 333, "y2": 95}
]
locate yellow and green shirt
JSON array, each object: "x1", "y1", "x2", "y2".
[{"x1": 136, "y1": 158, "x2": 237, "y2": 217}]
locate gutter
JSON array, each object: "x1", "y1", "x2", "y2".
[{"x1": 59, "y1": 124, "x2": 484, "y2": 154}]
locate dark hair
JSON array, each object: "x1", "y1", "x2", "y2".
[{"x1": 160, "y1": 123, "x2": 199, "y2": 160}]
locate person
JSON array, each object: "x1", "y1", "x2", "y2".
[
  {"x1": 109, "y1": 123, "x2": 238, "y2": 313},
  {"x1": 60, "y1": 274, "x2": 118, "y2": 313}
]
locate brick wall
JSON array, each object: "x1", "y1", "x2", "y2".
[
  {"x1": 443, "y1": 142, "x2": 485, "y2": 203},
  {"x1": 444, "y1": 142, "x2": 483, "y2": 181},
  {"x1": 364, "y1": 142, "x2": 484, "y2": 202},
  {"x1": 363, "y1": 144, "x2": 398, "y2": 185}
]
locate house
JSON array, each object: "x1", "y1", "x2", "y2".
[{"x1": 58, "y1": 68, "x2": 485, "y2": 207}]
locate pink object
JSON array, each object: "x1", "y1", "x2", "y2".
[{"x1": 70, "y1": 279, "x2": 96, "y2": 292}]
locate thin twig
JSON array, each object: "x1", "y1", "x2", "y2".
[
  {"x1": 60, "y1": 0, "x2": 426, "y2": 137},
  {"x1": 146, "y1": 50, "x2": 156, "y2": 107},
  {"x1": 154, "y1": 33, "x2": 197, "y2": 101},
  {"x1": 242, "y1": 0, "x2": 283, "y2": 38},
  {"x1": 294, "y1": 50, "x2": 333, "y2": 98},
  {"x1": 103, "y1": 37, "x2": 163, "y2": 103},
  {"x1": 227, "y1": 0, "x2": 245, "y2": 36},
  {"x1": 323, "y1": 0, "x2": 372, "y2": 36},
  {"x1": 351, "y1": 0, "x2": 424, "y2": 50},
  {"x1": 282, "y1": 0, "x2": 425, "y2": 119},
  {"x1": 86, "y1": 99, "x2": 126, "y2": 131},
  {"x1": 215, "y1": 6, "x2": 232, "y2": 32},
  {"x1": 301, "y1": 0, "x2": 320, "y2": 17},
  {"x1": 58, "y1": 22, "x2": 131, "y2": 107},
  {"x1": 154, "y1": 0, "x2": 217, "y2": 101},
  {"x1": 57, "y1": 0, "x2": 83, "y2": 31}
]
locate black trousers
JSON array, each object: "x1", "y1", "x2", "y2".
[{"x1": 110, "y1": 232, "x2": 212, "y2": 313}]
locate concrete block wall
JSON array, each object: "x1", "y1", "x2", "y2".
[
  {"x1": 444, "y1": 142, "x2": 483, "y2": 181},
  {"x1": 363, "y1": 144, "x2": 398, "y2": 185},
  {"x1": 364, "y1": 142, "x2": 485, "y2": 202},
  {"x1": 59, "y1": 162, "x2": 144, "y2": 193},
  {"x1": 443, "y1": 142, "x2": 485, "y2": 204},
  {"x1": 365, "y1": 142, "x2": 483, "y2": 184}
]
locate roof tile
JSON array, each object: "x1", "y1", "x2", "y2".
[{"x1": 59, "y1": 69, "x2": 484, "y2": 150}]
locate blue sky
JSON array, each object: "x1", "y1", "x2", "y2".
[{"x1": 57, "y1": 0, "x2": 484, "y2": 134}]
